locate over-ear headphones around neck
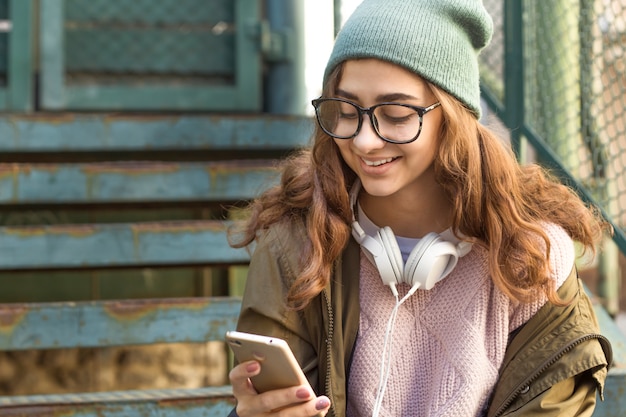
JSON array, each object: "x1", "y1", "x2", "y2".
[{"x1": 349, "y1": 180, "x2": 471, "y2": 297}]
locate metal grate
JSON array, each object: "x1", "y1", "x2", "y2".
[
  {"x1": 63, "y1": 0, "x2": 236, "y2": 84},
  {"x1": 38, "y1": 0, "x2": 263, "y2": 111},
  {"x1": 481, "y1": 0, "x2": 626, "y2": 244}
]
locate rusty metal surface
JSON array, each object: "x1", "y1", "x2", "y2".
[
  {"x1": 0, "y1": 386, "x2": 236, "y2": 416},
  {"x1": 0, "y1": 114, "x2": 313, "y2": 151},
  {"x1": 0, "y1": 160, "x2": 280, "y2": 204},
  {"x1": 0, "y1": 297, "x2": 241, "y2": 350},
  {"x1": 0, "y1": 220, "x2": 250, "y2": 270}
]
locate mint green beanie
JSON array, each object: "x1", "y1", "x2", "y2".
[{"x1": 324, "y1": 0, "x2": 493, "y2": 119}]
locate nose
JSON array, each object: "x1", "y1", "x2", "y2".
[{"x1": 352, "y1": 114, "x2": 386, "y2": 151}]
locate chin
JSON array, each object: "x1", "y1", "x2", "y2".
[{"x1": 360, "y1": 181, "x2": 399, "y2": 198}]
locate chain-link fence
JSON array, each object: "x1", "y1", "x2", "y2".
[
  {"x1": 63, "y1": 0, "x2": 235, "y2": 84},
  {"x1": 35, "y1": 0, "x2": 264, "y2": 111},
  {"x1": 480, "y1": 0, "x2": 626, "y2": 251}
]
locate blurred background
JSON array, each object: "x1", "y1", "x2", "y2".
[{"x1": 0, "y1": 0, "x2": 624, "y2": 415}]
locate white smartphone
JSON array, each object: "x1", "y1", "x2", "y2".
[{"x1": 225, "y1": 331, "x2": 312, "y2": 393}]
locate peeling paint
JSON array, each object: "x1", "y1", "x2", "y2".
[
  {"x1": 0, "y1": 392, "x2": 236, "y2": 416},
  {"x1": 0, "y1": 304, "x2": 28, "y2": 334},
  {"x1": 81, "y1": 162, "x2": 182, "y2": 174},
  {"x1": 103, "y1": 299, "x2": 211, "y2": 321},
  {"x1": 7, "y1": 113, "x2": 79, "y2": 123},
  {"x1": 3, "y1": 227, "x2": 48, "y2": 237},
  {"x1": 205, "y1": 163, "x2": 277, "y2": 187},
  {"x1": 0, "y1": 161, "x2": 280, "y2": 205},
  {"x1": 25, "y1": 164, "x2": 61, "y2": 173},
  {"x1": 130, "y1": 220, "x2": 225, "y2": 234},
  {"x1": 0, "y1": 163, "x2": 21, "y2": 176},
  {"x1": 0, "y1": 115, "x2": 311, "y2": 152},
  {"x1": 4, "y1": 225, "x2": 97, "y2": 238}
]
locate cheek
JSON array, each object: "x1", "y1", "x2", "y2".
[
  {"x1": 415, "y1": 120, "x2": 442, "y2": 157},
  {"x1": 423, "y1": 141, "x2": 440, "y2": 166},
  {"x1": 420, "y1": 113, "x2": 443, "y2": 147},
  {"x1": 403, "y1": 135, "x2": 440, "y2": 168},
  {"x1": 333, "y1": 139, "x2": 351, "y2": 161}
]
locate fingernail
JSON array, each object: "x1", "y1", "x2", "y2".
[
  {"x1": 296, "y1": 387, "x2": 311, "y2": 399},
  {"x1": 316, "y1": 397, "x2": 330, "y2": 410},
  {"x1": 246, "y1": 362, "x2": 259, "y2": 373}
]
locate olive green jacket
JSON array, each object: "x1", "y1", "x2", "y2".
[{"x1": 235, "y1": 220, "x2": 612, "y2": 416}]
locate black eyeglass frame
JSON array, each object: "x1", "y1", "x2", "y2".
[{"x1": 311, "y1": 97, "x2": 441, "y2": 144}]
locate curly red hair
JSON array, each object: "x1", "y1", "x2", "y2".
[{"x1": 230, "y1": 63, "x2": 610, "y2": 310}]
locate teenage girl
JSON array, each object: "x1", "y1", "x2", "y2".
[{"x1": 228, "y1": 0, "x2": 613, "y2": 416}]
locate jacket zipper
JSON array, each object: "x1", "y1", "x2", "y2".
[
  {"x1": 323, "y1": 289, "x2": 335, "y2": 417},
  {"x1": 492, "y1": 333, "x2": 611, "y2": 417}
]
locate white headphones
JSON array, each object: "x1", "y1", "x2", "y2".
[{"x1": 350, "y1": 180, "x2": 471, "y2": 296}]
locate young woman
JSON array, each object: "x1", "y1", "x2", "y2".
[{"x1": 227, "y1": 0, "x2": 613, "y2": 416}]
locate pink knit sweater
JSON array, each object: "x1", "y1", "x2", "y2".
[{"x1": 346, "y1": 224, "x2": 575, "y2": 417}]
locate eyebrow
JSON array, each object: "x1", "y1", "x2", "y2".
[{"x1": 335, "y1": 89, "x2": 419, "y2": 103}]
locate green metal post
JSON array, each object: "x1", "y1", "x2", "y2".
[
  {"x1": 265, "y1": 0, "x2": 306, "y2": 115},
  {"x1": 531, "y1": 1, "x2": 580, "y2": 171},
  {"x1": 39, "y1": 0, "x2": 65, "y2": 109},
  {"x1": 579, "y1": 0, "x2": 620, "y2": 315},
  {"x1": 7, "y1": 0, "x2": 33, "y2": 111},
  {"x1": 334, "y1": 0, "x2": 342, "y2": 36},
  {"x1": 503, "y1": 0, "x2": 524, "y2": 158}
]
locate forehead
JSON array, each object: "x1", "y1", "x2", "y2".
[{"x1": 336, "y1": 59, "x2": 431, "y2": 100}]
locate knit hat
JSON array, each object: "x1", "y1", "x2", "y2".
[{"x1": 324, "y1": 0, "x2": 493, "y2": 119}]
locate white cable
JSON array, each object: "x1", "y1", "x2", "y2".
[
  {"x1": 372, "y1": 293, "x2": 399, "y2": 417},
  {"x1": 372, "y1": 284, "x2": 419, "y2": 417}
]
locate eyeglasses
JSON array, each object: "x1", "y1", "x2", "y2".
[{"x1": 312, "y1": 97, "x2": 441, "y2": 144}]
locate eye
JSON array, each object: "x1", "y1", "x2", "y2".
[
  {"x1": 338, "y1": 102, "x2": 358, "y2": 120},
  {"x1": 377, "y1": 105, "x2": 417, "y2": 124}
]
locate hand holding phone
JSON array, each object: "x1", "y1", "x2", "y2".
[{"x1": 225, "y1": 331, "x2": 312, "y2": 393}]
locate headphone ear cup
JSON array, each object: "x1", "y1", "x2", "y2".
[
  {"x1": 377, "y1": 226, "x2": 404, "y2": 285},
  {"x1": 404, "y1": 233, "x2": 459, "y2": 290}
]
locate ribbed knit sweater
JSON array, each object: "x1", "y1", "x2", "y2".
[{"x1": 346, "y1": 223, "x2": 574, "y2": 417}]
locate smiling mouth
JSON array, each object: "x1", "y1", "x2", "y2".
[{"x1": 363, "y1": 157, "x2": 398, "y2": 167}]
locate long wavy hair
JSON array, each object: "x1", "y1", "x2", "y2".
[{"x1": 230, "y1": 62, "x2": 610, "y2": 310}]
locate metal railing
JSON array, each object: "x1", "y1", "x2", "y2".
[{"x1": 480, "y1": 0, "x2": 626, "y2": 314}]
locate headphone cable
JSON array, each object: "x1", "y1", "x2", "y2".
[{"x1": 372, "y1": 285, "x2": 419, "y2": 417}]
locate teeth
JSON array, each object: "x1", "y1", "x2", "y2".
[{"x1": 364, "y1": 157, "x2": 395, "y2": 167}]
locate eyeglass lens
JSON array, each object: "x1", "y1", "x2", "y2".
[{"x1": 315, "y1": 100, "x2": 422, "y2": 143}]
